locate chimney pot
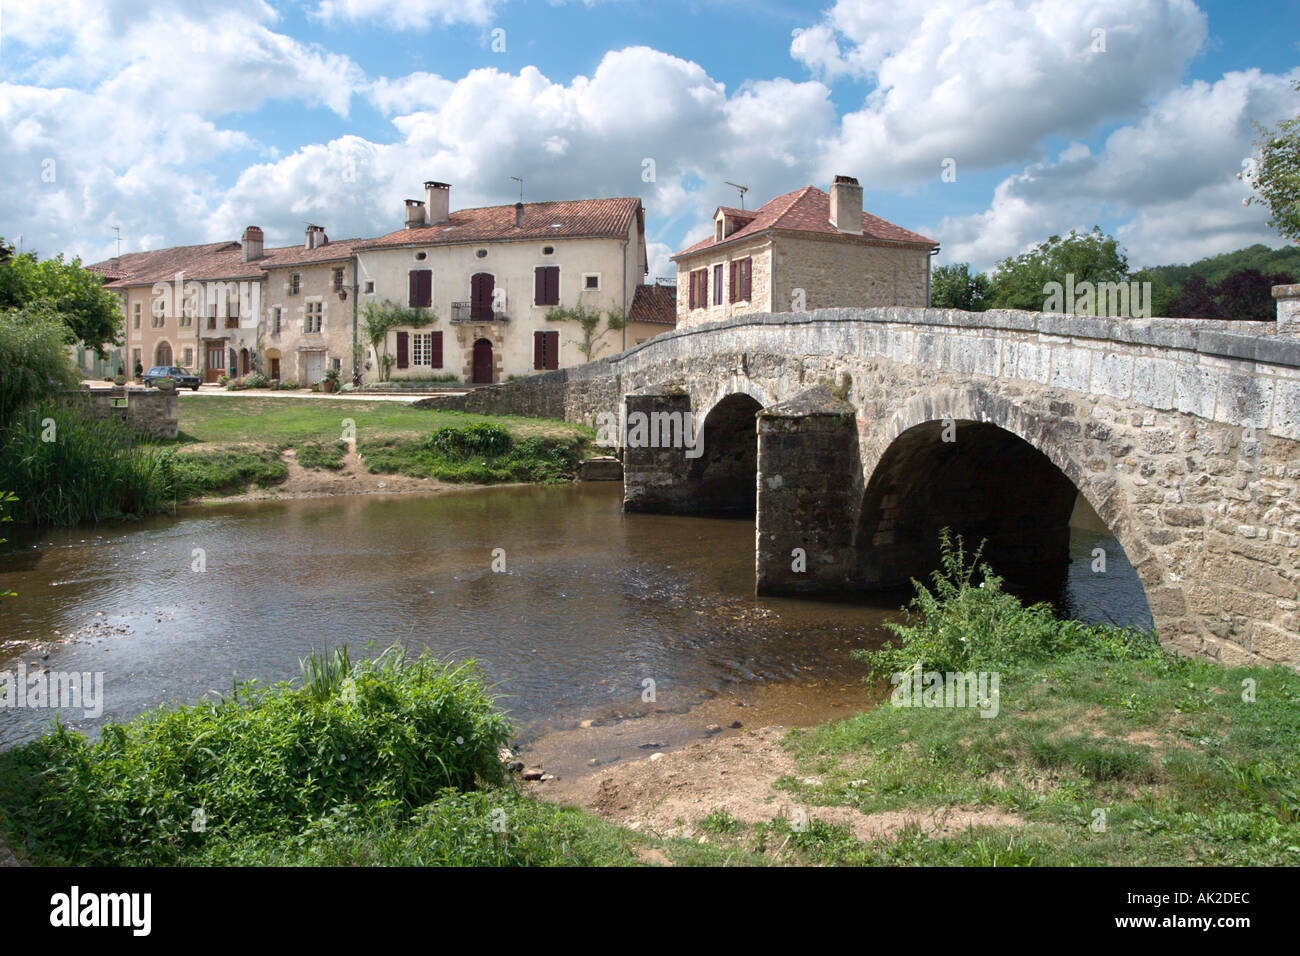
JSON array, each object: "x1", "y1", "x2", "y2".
[
  {"x1": 405, "y1": 199, "x2": 427, "y2": 229},
  {"x1": 515, "y1": 202, "x2": 524, "y2": 228},
  {"x1": 241, "y1": 225, "x2": 264, "y2": 262},
  {"x1": 425, "y1": 181, "x2": 451, "y2": 225},
  {"x1": 829, "y1": 174, "x2": 863, "y2": 235}
]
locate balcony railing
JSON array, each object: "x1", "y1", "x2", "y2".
[{"x1": 450, "y1": 301, "x2": 509, "y2": 323}]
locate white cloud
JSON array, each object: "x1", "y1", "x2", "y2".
[
  {"x1": 312, "y1": 0, "x2": 500, "y2": 29},
  {"x1": 798, "y1": 0, "x2": 1208, "y2": 183},
  {"x1": 931, "y1": 69, "x2": 1300, "y2": 269}
]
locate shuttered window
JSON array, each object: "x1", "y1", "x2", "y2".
[
  {"x1": 430, "y1": 331, "x2": 442, "y2": 368},
  {"x1": 689, "y1": 268, "x2": 707, "y2": 309},
  {"x1": 534, "y1": 266, "x2": 560, "y2": 306},
  {"x1": 408, "y1": 269, "x2": 432, "y2": 308},
  {"x1": 411, "y1": 331, "x2": 444, "y2": 368},
  {"x1": 713, "y1": 264, "x2": 723, "y2": 305},
  {"x1": 739, "y1": 257, "x2": 752, "y2": 302},
  {"x1": 396, "y1": 330, "x2": 409, "y2": 369},
  {"x1": 534, "y1": 330, "x2": 559, "y2": 370},
  {"x1": 729, "y1": 261, "x2": 738, "y2": 303}
]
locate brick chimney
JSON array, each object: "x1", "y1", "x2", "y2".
[
  {"x1": 514, "y1": 202, "x2": 524, "y2": 228},
  {"x1": 425, "y1": 181, "x2": 450, "y2": 225},
  {"x1": 305, "y1": 224, "x2": 327, "y2": 250},
  {"x1": 241, "y1": 225, "x2": 264, "y2": 262},
  {"x1": 829, "y1": 174, "x2": 863, "y2": 235},
  {"x1": 405, "y1": 199, "x2": 427, "y2": 229}
]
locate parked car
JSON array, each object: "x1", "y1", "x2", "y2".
[{"x1": 142, "y1": 366, "x2": 201, "y2": 390}]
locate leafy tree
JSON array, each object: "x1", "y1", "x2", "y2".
[
  {"x1": 1128, "y1": 268, "x2": 1179, "y2": 317},
  {"x1": 1213, "y1": 269, "x2": 1295, "y2": 321},
  {"x1": 361, "y1": 300, "x2": 436, "y2": 382},
  {"x1": 0, "y1": 247, "x2": 123, "y2": 353},
  {"x1": 1170, "y1": 275, "x2": 1218, "y2": 318},
  {"x1": 0, "y1": 304, "x2": 79, "y2": 424},
  {"x1": 930, "y1": 263, "x2": 991, "y2": 311},
  {"x1": 987, "y1": 228, "x2": 1129, "y2": 311},
  {"x1": 544, "y1": 303, "x2": 626, "y2": 362},
  {"x1": 1244, "y1": 80, "x2": 1300, "y2": 243}
]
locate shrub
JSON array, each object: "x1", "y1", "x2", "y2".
[
  {"x1": 245, "y1": 373, "x2": 268, "y2": 389},
  {"x1": 428, "y1": 422, "x2": 512, "y2": 458},
  {"x1": 0, "y1": 400, "x2": 176, "y2": 525},
  {"x1": 854, "y1": 529, "x2": 1162, "y2": 680},
  {"x1": 0, "y1": 307, "x2": 78, "y2": 425},
  {"x1": 0, "y1": 646, "x2": 511, "y2": 865}
]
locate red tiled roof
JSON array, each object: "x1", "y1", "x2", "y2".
[
  {"x1": 355, "y1": 197, "x2": 641, "y2": 250},
  {"x1": 674, "y1": 186, "x2": 937, "y2": 259},
  {"x1": 92, "y1": 241, "x2": 242, "y2": 288},
  {"x1": 628, "y1": 283, "x2": 677, "y2": 326},
  {"x1": 260, "y1": 238, "x2": 362, "y2": 268}
]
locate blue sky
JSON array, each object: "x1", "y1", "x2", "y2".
[{"x1": 2, "y1": 0, "x2": 1297, "y2": 276}]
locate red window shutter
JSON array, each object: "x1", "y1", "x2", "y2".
[
  {"x1": 430, "y1": 331, "x2": 443, "y2": 368},
  {"x1": 729, "y1": 261, "x2": 737, "y2": 303},
  {"x1": 396, "y1": 331, "x2": 409, "y2": 369},
  {"x1": 547, "y1": 268, "x2": 559, "y2": 305},
  {"x1": 743, "y1": 258, "x2": 752, "y2": 301},
  {"x1": 701, "y1": 269, "x2": 708, "y2": 306},
  {"x1": 408, "y1": 271, "x2": 419, "y2": 307},
  {"x1": 547, "y1": 330, "x2": 559, "y2": 370},
  {"x1": 534, "y1": 330, "x2": 544, "y2": 369},
  {"x1": 688, "y1": 272, "x2": 696, "y2": 309},
  {"x1": 416, "y1": 270, "x2": 432, "y2": 307},
  {"x1": 535, "y1": 268, "x2": 546, "y2": 306}
]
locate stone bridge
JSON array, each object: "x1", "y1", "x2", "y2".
[{"x1": 435, "y1": 302, "x2": 1300, "y2": 668}]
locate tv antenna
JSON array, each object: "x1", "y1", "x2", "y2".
[
  {"x1": 113, "y1": 226, "x2": 123, "y2": 259},
  {"x1": 510, "y1": 176, "x2": 524, "y2": 202},
  {"x1": 724, "y1": 181, "x2": 749, "y2": 209}
]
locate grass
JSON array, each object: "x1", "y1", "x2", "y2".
[
  {"x1": 175, "y1": 395, "x2": 586, "y2": 446},
  {"x1": 360, "y1": 432, "x2": 585, "y2": 484},
  {"x1": 294, "y1": 440, "x2": 348, "y2": 471}
]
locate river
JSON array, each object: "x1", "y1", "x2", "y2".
[{"x1": 0, "y1": 483, "x2": 1151, "y2": 751}]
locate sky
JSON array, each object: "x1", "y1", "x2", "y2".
[{"x1": 1, "y1": 0, "x2": 1297, "y2": 281}]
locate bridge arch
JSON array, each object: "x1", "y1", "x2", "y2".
[
  {"x1": 855, "y1": 385, "x2": 1160, "y2": 628},
  {"x1": 687, "y1": 392, "x2": 765, "y2": 515}
]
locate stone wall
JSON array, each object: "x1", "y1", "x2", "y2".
[
  {"x1": 772, "y1": 236, "x2": 931, "y2": 314},
  {"x1": 64, "y1": 388, "x2": 178, "y2": 440}
]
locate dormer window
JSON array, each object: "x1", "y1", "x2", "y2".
[{"x1": 715, "y1": 220, "x2": 724, "y2": 242}]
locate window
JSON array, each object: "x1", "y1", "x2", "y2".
[
  {"x1": 364, "y1": 281, "x2": 374, "y2": 294},
  {"x1": 133, "y1": 303, "x2": 141, "y2": 329},
  {"x1": 305, "y1": 301, "x2": 323, "y2": 333},
  {"x1": 713, "y1": 265, "x2": 723, "y2": 305},
  {"x1": 411, "y1": 331, "x2": 444, "y2": 368},
  {"x1": 583, "y1": 273, "x2": 600, "y2": 291},
  {"x1": 332, "y1": 268, "x2": 344, "y2": 292},
  {"x1": 415, "y1": 251, "x2": 427, "y2": 261},
  {"x1": 715, "y1": 220, "x2": 723, "y2": 242},
  {"x1": 475, "y1": 249, "x2": 488, "y2": 259},
  {"x1": 534, "y1": 329, "x2": 559, "y2": 370},
  {"x1": 688, "y1": 268, "x2": 708, "y2": 309},
  {"x1": 182, "y1": 347, "x2": 193, "y2": 368},
  {"x1": 542, "y1": 246, "x2": 554, "y2": 256},
  {"x1": 289, "y1": 273, "x2": 300, "y2": 296},
  {"x1": 729, "y1": 257, "x2": 753, "y2": 303},
  {"x1": 272, "y1": 307, "x2": 282, "y2": 334},
  {"x1": 534, "y1": 266, "x2": 560, "y2": 306},
  {"x1": 408, "y1": 269, "x2": 432, "y2": 308}
]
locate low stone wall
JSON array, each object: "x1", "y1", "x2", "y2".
[{"x1": 64, "y1": 388, "x2": 178, "y2": 440}]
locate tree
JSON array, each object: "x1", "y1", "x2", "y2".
[
  {"x1": 1245, "y1": 80, "x2": 1300, "y2": 243},
  {"x1": 0, "y1": 304, "x2": 80, "y2": 424},
  {"x1": 1170, "y1": 275, "x2": 1217, "y2": 318},
  {"x1": 545, "y1": 302, "x2": 627, "y2": 362},
  {"x1": 1212, "y1": 268, "x2": 1295, "y2": 321},
  {"x1": 1129, "y1": 268, "x2": 1179, "y2": 317},
  {"x1": 987, "y1": 228, "x2": 1129, "y2": 312},
  {"x1": 0, "y1": 248, "x2": 123, "y2": 353},
  {"x1": 361, "y1": 299, "x2": 435, "y2": 382},
  {"x1": 930, "y1": 263, "x2": 990, "y2": 311}
]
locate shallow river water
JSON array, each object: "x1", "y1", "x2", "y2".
[{"x1": 0, "y1": 483, "x2": 1151, "y2": 750}]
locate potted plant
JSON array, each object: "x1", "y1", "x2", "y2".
[
  {"x1": 156, "y1": 376, "x2": 176, "y2": 393},
  {"x1": 134, "y1": 361, "x2": 144, "y2": 383},
  {"x1": 322, "y1": 366, "x2": 340, "y2": 393}
]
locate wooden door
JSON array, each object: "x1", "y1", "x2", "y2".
[
  {"x1": 472, "y1": 338, "x2": 493, "y2": 384},
  {"x1": 470, "y1": 273, "x2": 494, "y2": 322}
]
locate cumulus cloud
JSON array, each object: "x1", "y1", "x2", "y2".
[
  {"x1": 313, "y1": 0, "x2": 500, "y2": 28},
  {"x1": 798, "y1": 0, "x2": 1208, "y2": 182},
  {"x1": 931, "y1": 69, "x2": 1300, "y2": 269}
]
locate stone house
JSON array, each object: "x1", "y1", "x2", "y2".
[
  {"x1": 352, "y1": 182, "x2": 651, "y2": 384},
  {"x1": 626, "y1": 282, "x2": 678, "y2": 345},
  {"x1": 670, "y1": 175, "x2": 938, "y2": 328},
  {"x1": 260, "y1": 226, "x2": 359, "y2": 385},
  {"x1": 95, "y1": 240, "x2": 245, "y2": 378}
]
